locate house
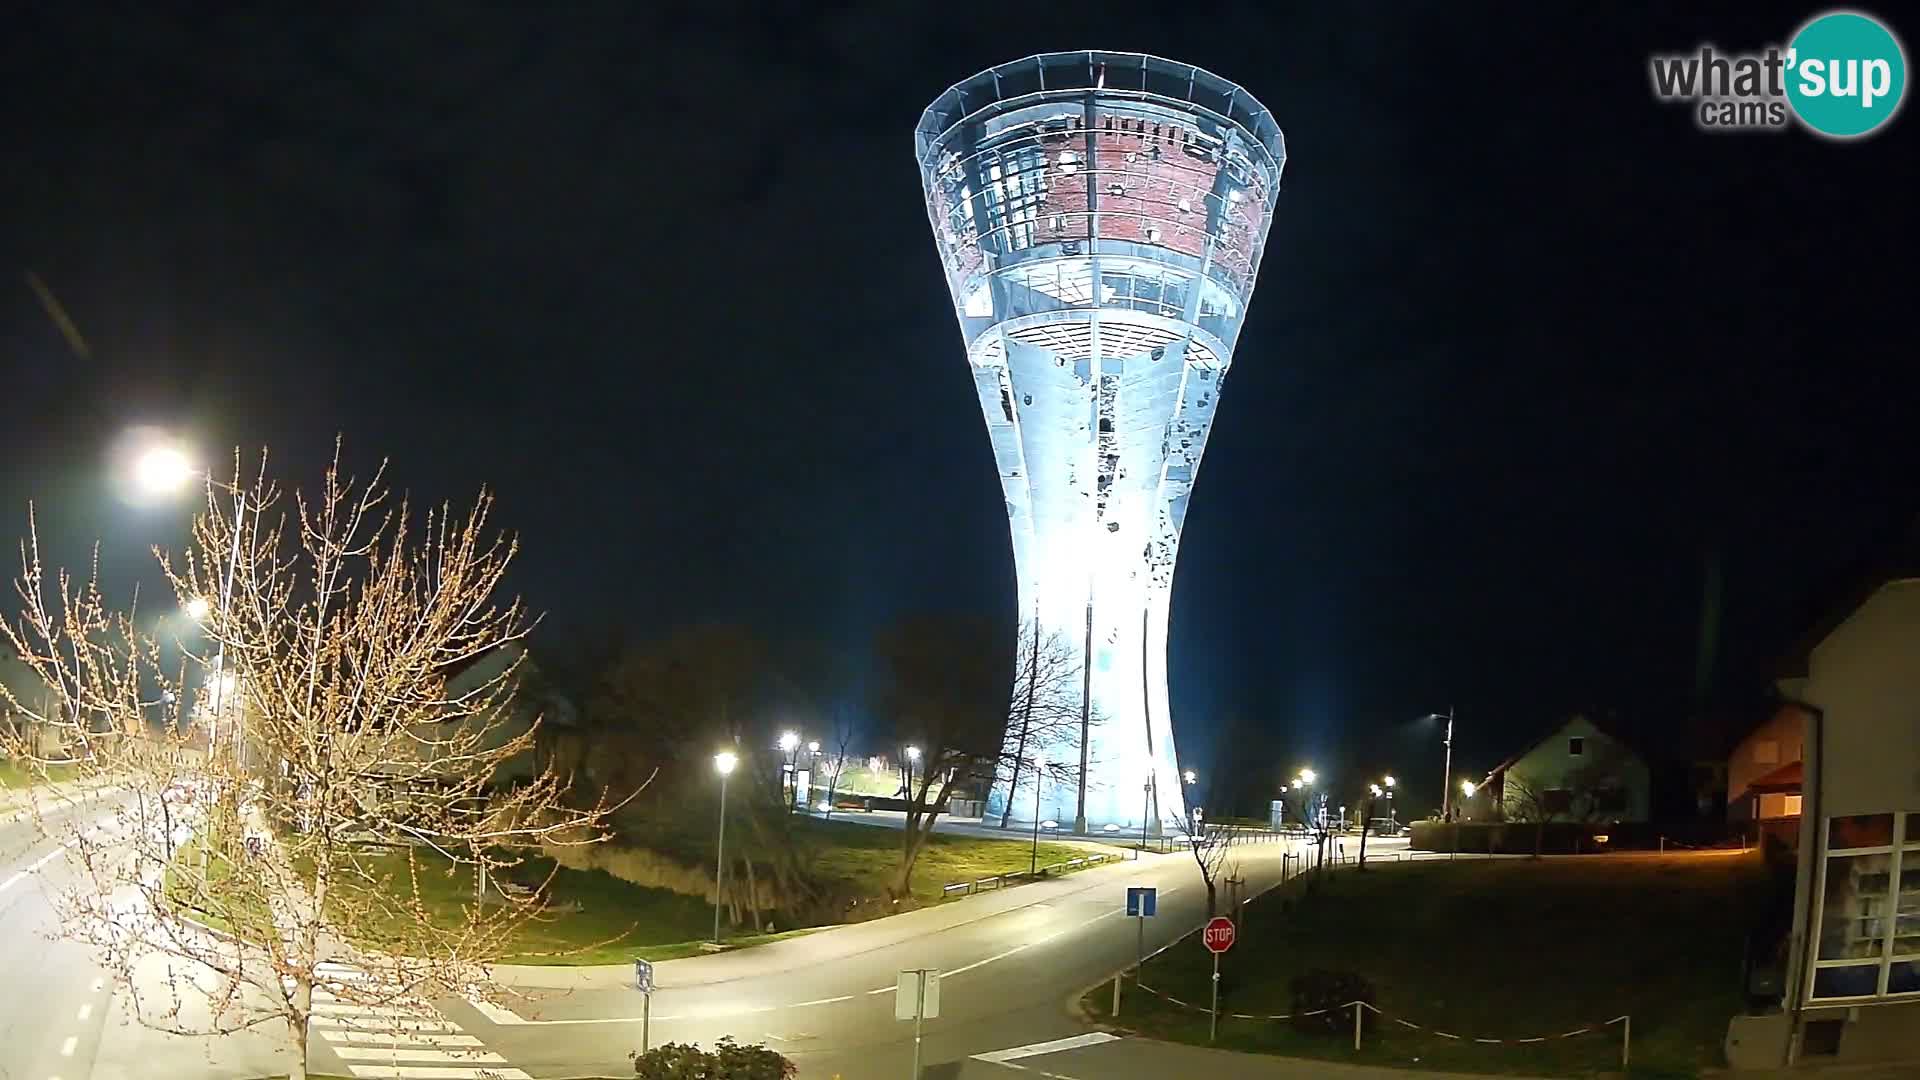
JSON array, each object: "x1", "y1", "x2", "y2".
[
  {"x1": 1726, "y1": 574, "x2": 1920, "y2": 1068},
  {"x1": 1728, "y1": 697, "x2": 1813, "y2": 848},
  {"x1": 1481, "y1": 713, "x2": 1652, "y2": 824}
]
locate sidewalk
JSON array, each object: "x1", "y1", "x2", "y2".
[
  {"x1": 956, "y1": 1034, "x2": 1554, "y2": 1080},
  {"x1": 489, "y1": 844, "x2": 1184, "y2": 991},
  {"x1": 92, "y1": 951, "x2": 293, "y2": 1080}
]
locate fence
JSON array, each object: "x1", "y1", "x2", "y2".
[
  {"x1": 938, "y1": 850, "x2": 1122, "y2": 897},
  {"x1": 1107, "y1": 840, "x2": 1633, "y2": 1068}
]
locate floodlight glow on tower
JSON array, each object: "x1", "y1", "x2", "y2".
[{"x1": 917, "y1": 53, "x2": 1285, "y2": 832}]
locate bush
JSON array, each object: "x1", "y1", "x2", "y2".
[
  {"x1": 1287, "y1": 968, "x2": 1374, "y2": 1037},
  {"x1": 632, "y1": 1037, "x2": 796, "y2": 1079}
]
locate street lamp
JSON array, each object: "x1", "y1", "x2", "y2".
[
  {"x1": 903, "y1": 744, "x2": 921, "y2": 797},
  {"x1": 1369, "y1": 783, "x2": 1383, "y2": 798},
  {"x1": 1183, "y1": 770, "x2": 1196, "y2": 785},
  {"x1": 135, "y1": 441, "x2": 250, "y2": 767},
  {"x1": 1297, "y1": 768, "x2": 1316, "y2": 786},
  {"x1": 1461, "y1": 779, "x2": 1477, "y2": 798},
  {"x1": 1423, "y1": 709, "x2": 1458, "y2": 819},
  {"x1": 711, "y1": 751, "x2": 738, "y2": 945},
  {"x1": 806, "y1": 740, "x2": 819, "y2": 754}
]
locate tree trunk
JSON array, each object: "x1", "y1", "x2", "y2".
[
  {"x1": 1204, "y1": 878, "x2": 1217, "y2": 918},
  {"x1": 1357, "y1": 817, "x2": 1371, "y2": 870},
  {"x1": 287, "y1": 974, "x2": 313, "y2": 1080},
  {"x1": 1001, "y1": 615, "x2": 1043, "y2": 830}
]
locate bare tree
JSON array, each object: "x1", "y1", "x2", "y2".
[
  {"x1": 870, "y1": 615, "x2": 1010, "y2": 897},
  {"x1": 1187, "y1": 811, "x2": 1240, "y2": 917},
  {"x1": 995, "y1": 621, "x2": 1084, "y2": 829},
  {"x1": 0, "y1": 447, "x2": 627, "y2": 1080},
  {"x1": 1501, "y1": 773, "x2": 1566, "y2": 858},
  {"x1": 820, "y1": 703, "x2": 855, "y2": 823}
]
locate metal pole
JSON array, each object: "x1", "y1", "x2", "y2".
[
  {"x1": 1136, "y1": 913, "x2": 1144, "y2": 971},
  {"x1": 1140, "y1": 780, "x2": 1150, "y2": 859},
  {"x1": 912, "y1": 973, "x2": 925, "y2": 1080},
  {"x1": 1622, "y1": 1015, "x2": 1631, "y2": 1069},
  {"x1": 1440, "y1": 707, "x2": 1454, "y2": 820},
  {"x1": 642, "y1": 991, "x2": 651, "y2": 1054},
  {"x1": 1354, "y1": 1001, "x2": 1363, "y2": 1050},
  {"x1": 1209, "y1": 951, "x2": 1221, "y2": 1041},
  {"x1": 1112, "y1": 972, "x2": 1121, "y2": 1017},
  {"x1": 1030, "y1": 764, "x2": 1042, "y2": 876},
  {"x1": 712, "y1": 771, "x2": 728, "y2": 945}
]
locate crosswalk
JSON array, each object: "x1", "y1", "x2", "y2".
[{"x1": 307, "y1": 961, "x2": 529, "y2": 1080}]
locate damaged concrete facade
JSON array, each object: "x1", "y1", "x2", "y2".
[{"x1": 916, "y1": 53, "x2": 1283, "y2": 831}]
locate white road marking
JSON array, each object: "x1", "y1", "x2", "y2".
[
  {"x1": 973, "y1": 1032, "x2": 1120, "y2": 1062},
  {"x1": 313, "y1": 1002, "x2": 437, "y2": 1019},
  {"x1": 345, "y1": 1060, "x2": 533, "y2": 1068},
  {"x1": 0, "y1": 845, "x2": 67, "y2": 894},
  {"x1": 312, "y1": 1016, "x2": 461, "y2": 1034},
  {"x1": 319, "y1": 1030, "x2": 485, "y2": 1048},
  {"x1": 461, "y1": 995, "x2": 525, "y2": 1026},
  {"x1": 59, "y1": 1036, "x2": 78, "y2": 1057},
  {"x1": 789, "y1": 994, "x2": 854, "y2": 1007},
  {"x1": 75, "y1": 1004, "x2": 91, "y2": 1021},
  {"x1": 330, "y1": 1046, "x2": 507, "y2": 1063}
]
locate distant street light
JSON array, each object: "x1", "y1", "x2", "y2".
[
  {"x1": 183, "y1": 596, "x2": 211, "y2": 621},
  {"x1": 1369, "y1": 784, "x2": 1383, "y2": 798},
  {"x1": 711, "y1": 751, "x2": 738, "y2": 945},
  {"x1": 807, "y1": 740, "x2": 819, "y2": 754},
  {"x1": 902, "y1": 745, "x2": 921, "y2": 797},
  {"x1": 1183, "y1": 770, "x2": 1196, "y2": 785},
  {"x1": 905, "y1": 745, "x2": 921, "y2": 761},
  {"x1": 1297, "y1": 768, "x2": 1316, "y2": 786},
  {"x1": 1461, "y1": 779, "x2": 1477, "y2": 798},
  {"x1": 1383, "y1": 775, "x2": 1396, "y2": 788}
]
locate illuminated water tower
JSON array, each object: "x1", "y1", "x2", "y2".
[{"x1": 915, "y1": 53, "x2": 1285, "y2": 832}]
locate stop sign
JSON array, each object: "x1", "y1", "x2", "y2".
[{"x1": 1202, "y1": 915, "x2": 1236, "y2": 954}]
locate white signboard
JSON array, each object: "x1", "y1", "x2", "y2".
[{"x1": 895, "y1": 968, "x2": 941, "y2": 1020}]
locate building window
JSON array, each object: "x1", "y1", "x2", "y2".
[
  {"x1": 1568, "y1": 736, "x2": 1584, "y2": 757},
  {"x1": 1543, "y1": 788, "x2": 1573, "y2": 814},
  {"x1": 1809, "y1": 812, "x2": 1920, "y2": 1001},
  {"x1": 1784, "y1": 795, "x2": 1803, "y2": 816},
  {"x1": 1753, "y1": 739, "x2": 1779, "y2": 764}
]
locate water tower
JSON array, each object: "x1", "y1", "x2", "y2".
[{"x1": 915, "y1": 53, "x2": 1285, "y2": 831}]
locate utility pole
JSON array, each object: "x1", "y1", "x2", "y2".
[{"x1": 1439, "y1": 706, "x2": 1456, "y2": 820}]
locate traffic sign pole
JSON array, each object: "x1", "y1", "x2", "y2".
[
  {"x1": 642, "y1": 990, "x2": 651, "y2": 1054},
  {"x1": 1210, "y1": 951, "x2": 1221, "y2": 1041}
]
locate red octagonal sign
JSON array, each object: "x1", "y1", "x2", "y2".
[{"x1": 1202, "y1": 915, "x2": 1236, "y2": 954}]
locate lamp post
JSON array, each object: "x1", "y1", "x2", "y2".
[
  {"x1": 1384, "y1": 774, "x2": 1397, "y2": 825},
  {"x1": 903, "y1": 744, "x2": 921, "y2": 799},
  {"x1": 711, "y1": 751, "x2": 737, "y2": 945},
  {"x1": 136, "y1": 444, "x2": 250, "y2": 771},
  {"x1": 778, "y1": 730, "x2": 799, "y2": 810},
  {"x1": 1029, "y1": 752, "x2": 1046, "y2": 876},
  {"x1": 1424, "y1": 709, "x2": 1457, "y2": 819}
]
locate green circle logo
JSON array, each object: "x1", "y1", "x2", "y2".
[{"x1": 1786, "y1": 10, "x2": 1907, "y2": 138}]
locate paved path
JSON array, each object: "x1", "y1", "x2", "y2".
[{"x1": 954, "y1": 1032, "x2": 1549, "y2": 1079}]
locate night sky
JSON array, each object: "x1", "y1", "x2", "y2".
[{"x1": 3, "y1": 4, "x2": 1915, "y2": 815}]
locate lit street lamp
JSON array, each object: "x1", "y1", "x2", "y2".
[
  {"x1": 135, "y1": 441, "x2": 250, "y2": 767},
  {"x1": 903, "y1": 745, "x2": 921, "y2": 797},
  {"x1": 711, "y1": 751, "x2": 738, "y2": 945},
  {"x1": 1461, "y1": 779, "x2": 1477, "y2": 799},
  {"x1": 1183, "y1": 770, "x2": 1196, "y2": 785}
]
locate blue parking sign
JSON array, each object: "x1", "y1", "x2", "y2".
[{"x1": 1126, "y1": 886, "x2": 1157, "y2": 917}]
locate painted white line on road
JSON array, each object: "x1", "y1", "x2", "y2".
[
  {"x1": 320, "y1": 1030, "x2": 485, "y2": 1048},
  {"x1": 313, "y1": 1002, "x2": 438, "y2": 1019},
  {"x1": 789, "y1": 994, "x2": 854, "y2": 1007},
  {"x1": 461, "y1": 995, "x2": 525, "y2": 1026},
  {"x1": 330, "y1": 1046, "x2": 507, "y2": 1064},
  {"x1": 973, "y1": 1032, "x2": 1120, "y2": 1063},
  {"x1": 75, "y1": 1004, "x2": 91, "y2": 1021},
  {"x1": 59, "y1": 1036, "x2": 78, "y2": 1057},
  {"x1": 312, "y1": 1017, "x2": 461, "y2": 1034},
  {"x1": 0, "y1": 844, "x2": 67, "y2": 894},
  {"x1": 345, "y1": 1060, "x2": 533, "y2": 1068}
]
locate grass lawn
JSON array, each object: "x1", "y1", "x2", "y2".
[
  {"x1": 1087, "y1": 852, "x2": 1770, "y2": 1078},
  {"x1": 174, "y1": 815, "x2": 1121, "y2": 967},
  {"x1": 0, "y1": 758, "x2": 80, "y2": 789},
  {"x1": 797, "y1": 816, "x2": 1119, "y2": 906}
]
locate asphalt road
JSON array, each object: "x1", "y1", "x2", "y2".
[
  {"x1": 0, "y1": 789, "x2": 127, "y2": 1080},
  {"x1": 418, "y1": 832, "x2": 1333, "y2": 1080}
]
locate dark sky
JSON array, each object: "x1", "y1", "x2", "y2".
[{"x1": 3, "y1": 3, "x2": 1915, "y2": 814}]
